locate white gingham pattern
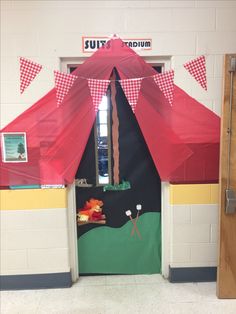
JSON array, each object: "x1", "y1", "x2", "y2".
[
  {"x1": 20, "y1": 57, "x2": 42, "y2": 94},
  {"x1": 153, "y1": 70, "x2": 174, "y2": 106},
  {"x1": 183, "y1": 56, "x2": 207, "y2": 90},
  {"x1": 88, "y1": 79, "x2": 110, "y2": 112},
  {"x1": 119, "y1": 78, "x2": 143, "y2": 113},
  {"x1": 54, "y1": 70, "x2": 78, "y2": 106}
]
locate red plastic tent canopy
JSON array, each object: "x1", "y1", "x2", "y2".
[{"x1": 0, "y1": 38, "x2": 220, "y2": 186}]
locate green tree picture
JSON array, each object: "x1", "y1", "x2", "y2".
[
  {"x1": 3, "y1": 133, "x2": 28, "y2": 162},
  {"x1": 17, "y1": 142, "x2": 25, "y2": 159},
  {"x1": 17, "y1": 142, "x2": 25, "y2": 154}
]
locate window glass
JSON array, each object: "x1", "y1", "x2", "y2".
[
  {"x1": 95, "y1": 95, "x2": 110, "y2": 185},
  {"x1": 99, "y1": 111, "x2": 107, "y2": 124},
  {"x1": 99, "y1": 96, "x2": 108, "y2": 110}
]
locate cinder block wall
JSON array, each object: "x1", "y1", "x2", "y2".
[
  {"x1": 1, "y1": 1, "x2": 236, "y2": 279},
  {"x1": 170, "y1": 184, "x2": 219, "y2": 268},
  {"x1": 0, "y1": 189, "x2": 70, "y2": 276}
]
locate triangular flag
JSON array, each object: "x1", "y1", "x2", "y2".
[
  {"x1": 119, "y1": 78, "x2": 143, "y2": 112},
  {"x1": 183, "y1": 56, "x2": 207, "y2": 90},
  {"x1": 20, "y1": 57, "x2": 42, "y2": 94},
  {"x1": 87, "y1": 79, "x2": 110, "y2": 112},
  {"x1": 153, "y1": 70, "x2": 174, "y2": 105},
  {"x1": 54, "y1": 70, "x2": 78, "y2": 106}
]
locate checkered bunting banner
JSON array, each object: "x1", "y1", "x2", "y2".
[
  {"x1": 183, "y1": 56, "x2": 207, "y2": 90},
  {"x1": 20, "y1": 57, "x2": 43, "y2": 94},
  {"x1": 87, "y1": 79, "x2": 110, "y2": 113},
  {"x1": 54, "y1": 71, "x2": 78, "y2": 106},
  {"x1": 119, "y1": 78, "x2": 143, "y2": 113},
  {"x1": 153, "y1": 70, "x2": 174, "y2": 106}
]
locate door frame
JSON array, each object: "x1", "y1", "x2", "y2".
[
  {"x1": 67, "y1": 182, "x2": 79, "y2": 282},
  {"x1": 63, "y1": 56, "x2": 172, "y2": 281}
]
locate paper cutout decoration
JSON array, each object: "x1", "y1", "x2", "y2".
[
  {"x1": 103, "y1": 180, "x2": 131, "y2": 191},
  {"x1": 131, "y1": 204, "x2": 142, "y2": 236},
  {"x1": 119, "y1": 78, "x2": 143, "y2": 112},
  {"x1": 54, "y1": 70, "x2": 78, "y2": 106},
  {"x1": 183, "y1": 56, "x2": 207, "y2": 90},
  {"x1": 153, "y1": 70, "x2": 174, "y2": 106},
  {"x1": 125, "y1": 210, "x2": 141, "y2": 239},
  {"x1": 88, "y1": 79, "x2": 110, "y2": 112},
  {"x1": 20, "y1": 57, "x2": 42, "y2": 94}
]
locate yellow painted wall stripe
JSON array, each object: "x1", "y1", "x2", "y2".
[
  {"x1": 0, "y1": 189, "x2": 67, "y2": 210},
  {"x1": 170, "y1": 184, "x2": 219, "y2": 205}
]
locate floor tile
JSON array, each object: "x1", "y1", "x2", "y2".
[
  {"x1": 134, "y1": 274, "x2": 166, "y2": 284},
  {"x1": 105, "y1": 274, "x2": 136, "y2": 286},
  {"x1": 1, "y1": 290, "x2": 43, "y2": 314},
  {"x1": 73, "y1": 275, "x2": 106, "y2": 287},
  {"x1": 1, "y1": 275, "x2": 236, "y2": 314}
]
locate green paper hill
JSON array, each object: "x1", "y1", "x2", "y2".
[{"x1": 78, "y1": 212, "x2": 161, "y2": 274}]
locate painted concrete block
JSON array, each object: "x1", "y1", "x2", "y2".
[
  {"x1": 216, "y1": 8, "x2": 236, "y2": 31},
  {"x1": 197, "y1": 31, "x2": 236, "y2": 55},
  {"x1": 196, "y1": 1, "x2": 236, "y2": 8},
  {"x1": 126, "y1": 9, "x2": 172, "y2": 32},
  {"x1": 173, "y1": 224, "x2": 211, "y2": 243},
  {"x1": 190, "y1": 243, "x2": 217, "y2": 262},
  {"x1": 0, "y1": 208, "x2": 67, "y2": 230},
  {"x1": 0, "y1": 249, "x2": 28, "y2": 272},
  {"x1": 1, "y1": 33, "x2": 39, "y2": 57},
  {"x1": 213, "y1": 99, "x2": 222, "y2": 116},
  {"x1": 150, "y1": 1, "x2": 195, "y2": 8},
  {"x1": 28, "y1": 248, "x2": 69, "y2": 270},
  {"x1": 172, "y1": 244, "x2": 191, "y2": 263},
  {"x1": 210, "y1": 184, "x2": 220, "y2": 204},
  {"x1": 214, "y1": 55, "x2": 224, "y2": 78},
  {"x1": 210, "y1": 224, "x2": 218, "y2": 243},
  {"x1": 1, "y1": 228, "x2": 68, "y2": 250},
  {"x1": 0, "y1": 189, "x2": 67, "y2": 210},
  {"x1": 151, "y1": 32, "x2": 196, "y2": 55},
  {"x1": 172, "y1": 205, "x2": 191, "y2": 224},
  {"x1": 170, "y1": 184, "x2": 212, "y2": 205},
  {"x1": 191, "y1": 204, "x2": 219, "y2": 224},
  {"x1": 171, "y1": 8, "x2": 215, "y2": 31}
]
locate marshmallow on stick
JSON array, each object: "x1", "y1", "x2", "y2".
[
  {"x1": 131, "y1": 204, "x2": 142, "y2": 236},
  {"x1": 126, "y1": 210, "x2": 141, "y2": 239}
]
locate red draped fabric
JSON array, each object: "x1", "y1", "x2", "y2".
[{"x1": 0, "y1": 38, "x2": 220, "y2": 186}]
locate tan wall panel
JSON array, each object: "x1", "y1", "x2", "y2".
[
  {"x1": 170, "y1": 184, "x2": 219, "y2": 205},
  {"x1": 0, "y1": 189, "x2": 67, "y2": 210}
]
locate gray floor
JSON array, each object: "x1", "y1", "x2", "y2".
[{"x1": 1, "y1": 274, "x2": 236, "y2": 314}]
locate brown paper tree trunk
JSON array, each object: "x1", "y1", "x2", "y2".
[{"x1": 110, "y1": 73, "x2": 119, "y2": 185}]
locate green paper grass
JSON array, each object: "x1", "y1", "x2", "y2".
[{"x1": 103, "y1": 180, "x2": 131, "y2": 192}]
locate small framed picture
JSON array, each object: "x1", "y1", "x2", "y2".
[{"x1": 1, "y1": 132, "x2": 28, "y2": 163}]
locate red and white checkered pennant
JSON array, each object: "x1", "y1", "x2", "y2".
[
  {"x1": 54, "y1": 70, "x2": 78, "y2": 106},
  {"x1": 88, "y1": 79, "x2": 110, "y2": 112},
  {"x1": 119, "y1": 78, "x2": 143, "y2": 112},
  {"x1": 153, "y1": 70, "x2": 174, "y2": 106},
  {"x1": 183, "y1": 56, "x2": 207, "y2": 90},
  {"x1": 20, "y1": 57, "x2": 42, "y2": 94}
]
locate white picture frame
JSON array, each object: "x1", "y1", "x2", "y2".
[{"x1": 1, "y1": 132, "x2": 28, "y2": 163}]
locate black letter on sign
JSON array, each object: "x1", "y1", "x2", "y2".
[
  {"x1": 101, "y1": 40, "x2": 106, "y2": 47},
  {"x1": 90, "y1": 40, "x2": 96, "y2": 49},
  {"x1": 84, "y1": 40, "x2": 89, "y2": 50}
]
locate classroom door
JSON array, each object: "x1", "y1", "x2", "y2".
[
  {"x1": 75, "y1": 78, "x2": 162, "y2": 275},
  {"x1": 217, "y1": 54, "x2": 236, "y2": 298}
]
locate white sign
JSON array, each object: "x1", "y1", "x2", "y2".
[
  {"x1": 1, "y1": 132, "x2": 28, "y2": 163},
  {"x1": 82, "y1": 37, "x2": 152, "y2": 53}
]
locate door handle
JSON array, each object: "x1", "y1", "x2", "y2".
[{"x1": 225, "y1": 189, "x2": 236, "y2": 214}]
